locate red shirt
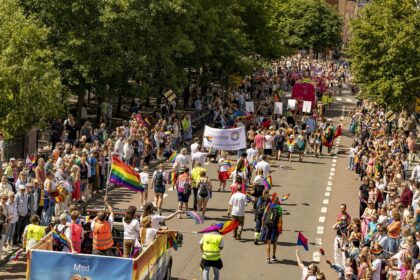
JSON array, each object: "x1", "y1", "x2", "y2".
[
  {"x1": 254, "y1": 134, "x2": 265, "y2": 149},
  {"x1": 400, "y1": 188, "x2": 413, "y2": 208}
]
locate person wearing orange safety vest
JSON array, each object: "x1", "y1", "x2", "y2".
[
  {"x1": 69, "y1": 210, "x2": 84, "y2": 253},
  {"x1": 91, "y1": 196, "x2": 114, "y2": 255}
]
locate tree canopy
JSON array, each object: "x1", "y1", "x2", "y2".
[
  {"x1": 347, "y1": 0, "x2": 420, "y2": 109},
  {"x1": 0, "y1": 0, "x2": 62, "y2": 137}
]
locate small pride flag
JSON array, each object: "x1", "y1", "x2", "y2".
[
  {"x1": 262, "y1": 176, "x2": 272, "y2": 190},
  {"x1": 186, "y1": 211, "x2": 204, "y2": 224},
  {"x1": 280, "y1": 193, "x2": 290, "y2": 202},
  {"x1": 297, "y1": 232, "x2": 308, "y2": 251},
  {"x1": 167, "y1": 233, "x2": 178, "y2": 251},
  {"x1": 168, "y1": 151, "x2": 177, "y2": 163}
]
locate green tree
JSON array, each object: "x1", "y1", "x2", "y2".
[
  {"x1": 0, "y1": 0, "x2": 63, "y2": 138},
  {"x1": 275, "y1": 0, "x2": 342, "y2": 54},
  {"x1": 347, "y1": 0, "x2": 420, "y2": 109}
]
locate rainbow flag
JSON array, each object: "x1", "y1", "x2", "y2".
[
  {"x1": 322, "y1": 125, "x2": 342, "y2": 147},
  {"x1": 10, "y1": 248, "x2": 23, "y2": 261},
  {"x1": 198, "y1": 220, "x2": 239, "y2": 235},
  {"x1": 297, "y1": 232, "x2": 308, "y2": 251},
  {"x1": 226, "y1": 165, "x2": 235, "y2": 177},
  {"x1": 262, "y1": 176, "x2": 272, "y2": 190},
  {"x1": 186, "y1": 211, "x2": 204, "y2": 224},
  {"x1": 51, "y1": 226, "x2": 69, "y2": 249},
  {"x1": 168, "y1": 151, "x2": 177, "y2": 163},
  {"x1": 167, "y1": 233, "x2": 178, "y2": 251},
  {"x1": 280, "y1": 193, "x2": 290, "y2": 202},
  {"x1": 109, "y1": 156, "x2": 144, "y2": 192}
]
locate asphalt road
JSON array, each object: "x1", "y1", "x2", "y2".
[{"x1": 0, "y1": 93, "x2": 358, "y2": 280}]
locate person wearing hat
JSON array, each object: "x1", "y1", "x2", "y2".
[
  {"x1": 52, "y1": 213, "x2": 73, "y2": 252},
  {"x1": 175, "y1": 167, "x2": 191, "y2": 219},
  {"x1": 14, "y1": 185, "x2": 29, "y2": 246}
]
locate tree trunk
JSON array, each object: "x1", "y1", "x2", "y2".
[
  {"x1": 117, "y1": 95, "x2": 122, "y2": 117},
  {"x1": 96, "y1": 96, "x2": 102, "y2": 125}
]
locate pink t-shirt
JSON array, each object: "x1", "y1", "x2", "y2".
[{"x1": 254, "y1": 134, "x2": 264, "y2": 149}]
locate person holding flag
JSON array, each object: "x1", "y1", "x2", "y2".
[
  {"x1": 260, "y1": 195, "x2": 283, "y2": 263},
  {"x1": 199, "y1": 225, "x2": 224, "y2": 280},
  {"x1": 91, "y1": 196, "x2": 114, "y2": 256}
]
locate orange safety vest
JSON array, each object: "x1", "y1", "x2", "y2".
[
  {"x1": 70, "y1": 223, "x2": 83, "y2": 253},
  {"x1": 92, "y1": 220, "x2": 113, "y2": 251}
]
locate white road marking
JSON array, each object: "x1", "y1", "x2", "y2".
[
  {"x1": 332, "y1": 163, "x2": 336, "y2": 167},
  {"x1": 313, "y1": 252, "x2": 320, "y2": 263},
  {"x1": 319, "y1": 216, "x2": 326, "y2": 223},
  {"x1": 336, "y1": 97, "x2": 342, "y2": 101},
  {"x1": 163, "y1": 194, "x2": 168, "y2": 199},
  {"x1": 323, "y1": 199, "x2": 329, "y2": 204},
  {"x1": 330, "y1": 168, "x2": 335, "y2": 172},
  {"x1": 332, "y1": 159, "x2": 337, "y2": 163},
  {"x1": 321, "y1": 207, "x2": 327, "y2": 213},
  {"x1": 346, "y1": 98, "x2": 352, "y2": 103},
  {"x1": 328, "y1": 176, "x2": 333, "y2": 180},
  {"x1": 326, "y1": 187, "x2": 332, "y2": 191},
  {"x1": 325, "y1": 192, "x2": 330, "y2": 197},
  {"x1": 329, "y1": 172, "x2": 335, "y2": 176},
  {"x1": 341, "y1": 105, "x2": 346, "y2": 120},
  {"x1": 315, "y1": 238, "x2": 323, "y2": 246},
  {"x1": 327, "y1": 181, "x2": 333, "y2": 186},
  {"x1": 317, "y1": 226, "x2": 324, "y2": 234}
]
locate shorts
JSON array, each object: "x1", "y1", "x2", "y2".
[
  {"x1": 177, "y1": 192, "x2": 190, "y2": 203},
  {"x1": 154, "y1": 185, "x2": 166, "y2": 194},
  {"x1": 231, "y1": 215, "x2": 245, "y2": 226},
  {"x1": 260, "y1": 226, "x2": 279, "y2": 243},
  {"x1": 264, "y1": 149, "x2": 272, "y2": 155},
  {"x1": 200, "y1": 258, "x2": 223, "y2": 270},
  {"x1": 218, "y1": 171, "x2": 229, "y2": 182}
]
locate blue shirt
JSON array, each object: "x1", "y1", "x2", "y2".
[{"x1": 88, "y1": 157, "x2": 97, "y2": 176}]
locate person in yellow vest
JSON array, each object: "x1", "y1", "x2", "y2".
[
  {"x1": 200, "y1": 229, "x2": 224, "y2": 280},
  {"x1": 22, "y1": 214, "x2": 45, "y2": 251},
  {"x1": 91, "y1": 196, "x2": 114, "y2": 255}
]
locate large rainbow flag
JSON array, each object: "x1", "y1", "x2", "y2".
[{"x1": 109, "y1": 156, "x2": 144, "y2": 192}]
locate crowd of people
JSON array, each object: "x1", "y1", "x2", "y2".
[
  {"x1": 0, "y1": 53, "x2": 368, "y2": 280},
  {"x1": 313, "y1": 100, "x2": 420, "y2": 280}
]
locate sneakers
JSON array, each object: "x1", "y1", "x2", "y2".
[
  {"x1": 254, "y1": 239, "x2": 258, "y2": 245},
  {"x1": 271, "y1": 257, "x2": 278, "y2": 263},
  {"x1": 266, "y1": 258, "x2": 271, "y2": 264}
]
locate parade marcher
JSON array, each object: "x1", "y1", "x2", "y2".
[
  {"x1": 69, "y1": 210, "x2": 84, "y2": 253},
  {"x1": 197, "y1": 170, "x2": 212, "y2": 217},
  {"x1": 152, "y1": 164, "x2": 167, "y2": 213},
  {"x1": 175, "y1": 167, "x2": 192, "y2": 219},
  {"x1": 200, "y1": 227, "x2": 224, "y2": 280},
  {"x1": 260, "y1": 196, "x2": 282, "y2": 263},
  {"x1": 91, "y1": 197, "x2": 114, "y2": 256},
  {"x1": 139, "y1": 166, "x2": 150, "y2": 209},
  {"x1": 123, "y1": 206, "x2": 140, "y2": 258},
  {"x1": 228, "y1": 184, "x2": 247, "y2": 240},
  {"x1": 192, "y1": 162, "x2": 206, "y2": 210},
  {"x1": 22, "y1": 214, "x2": 45, "y2": 252},
  {"x1": 140, "y1": 202, "x2": 180, "y2": 230}
]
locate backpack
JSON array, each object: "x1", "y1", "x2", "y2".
[
  {"x1": 264, "y1": 206, "x2": 280, "y2": 227},
  {"x1": 52, "y1": 225, "x2": 69, "y2": 251},
  {"x1": 198, "y1": 180, "x2": 209, "y2": 198},
  {"x1": 297, "y1": 139, "x2": 305, "y2": 150},
  {"x1": 256, "y1": 198, "x2": 268, "y2": 216},
  {"x1": 177, "y1": 176, "x2": 191, "y2": 195},
  {"x1": 155, "y1": 171, "x2": 165, "y2": 187}
]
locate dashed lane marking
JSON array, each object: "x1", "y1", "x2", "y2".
[
  {"x1": 321, "y1": 207, "x2": 327, "y2": 213},
  {"x1": 323, "y1": 199, "x2": 329, "y2": 204},
  {"x1": 319, "y1": 216, "x2": 326, "y2": 223}
]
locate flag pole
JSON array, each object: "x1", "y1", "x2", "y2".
[{"x1": 105, "y1": 153, "x2": 113, "y2": 198}]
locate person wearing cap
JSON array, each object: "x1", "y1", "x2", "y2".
[
  {"x1": 14, "y1": 185, "x2": 29, "y2": 246},
  {"x1": 53, "y1": 213, "x2": 73, "y2": 252}
]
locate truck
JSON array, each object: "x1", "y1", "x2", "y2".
[{"x1": 26, "y1": 208, "x2": 176, "y2": 280}]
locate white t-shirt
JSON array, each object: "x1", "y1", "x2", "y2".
[
  {"x1": 142, "y1": 228, "x2": 158, "y2": 246},
  {"x1": 229, "y1": 192, "x2": 247, "y2": 216},
  {"x1": 371, "y1": 258, "x2": 381, "y2": 280},
  {"x1": 192, "y1": 152, "x2": 207, "y2": 166},
  {"x1": 174, "y1": 154, "x2": 190, "y2": 168},
  {"x1": 123, "y1": 219, "x2": 140, "y2": 240},
  {"x1": 218, "y1": 158, "x2": 230, "y2": 172},
  {"x1": 255, "y1": 161, "x2": 271, "y2": 177},
  {"x1": 140, "y1": 214, "x2": 165, "y2": 230},
  {"x1": 246, "y1": 148, "x2": 257, "y2": 162},
  {"x1": 301, "y1": 267, "x2": 316, "y2": 280},
  {"x1": 253, "y1": 175, "x2": 264, "y2": 186},
  {"x1": 140, "y1": 172, "x2": 149, "y2": 186},
  {"x1": 190, "y1": 143, "x2": 199, "y2": 156},
  {"x1": 264, "y1": 135, "x2": 273, "y2": 149}
]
